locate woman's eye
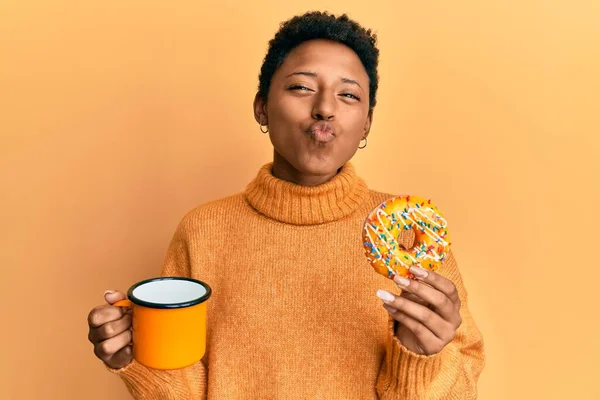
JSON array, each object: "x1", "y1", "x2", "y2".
[
  {"x1": 289, "y1": 85, "x2": 311, "y2": 91},
  {"x1": 341, "y1": 93, "x2": 360, "y2": 100}
]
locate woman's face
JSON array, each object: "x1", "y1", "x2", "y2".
[{"x1": 254, "y1": 39, "x2": 373, "y2": 180}]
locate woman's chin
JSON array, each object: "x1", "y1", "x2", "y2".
[{"x1": 293, "y1": 155, "x2": 345, "y2": 178}]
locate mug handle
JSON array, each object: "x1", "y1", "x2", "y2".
[{"x1": 113, "y1": 299, "x2": 132, "y2": 307}]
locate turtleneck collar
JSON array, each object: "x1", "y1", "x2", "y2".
[{"x1": 243, "y1": 162, "x2": 369, "y2": 225}]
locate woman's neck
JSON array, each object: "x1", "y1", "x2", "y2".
[
  {"x1": 271, "y1": 151, "x2": 339, "y2": 187},
  {"x1": 243, "y1": 159, "x2": 368, "y2": 225}
]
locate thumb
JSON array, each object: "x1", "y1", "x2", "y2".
[{"x1": 104, "y1": 290, "x2": 127, "y2": 305}]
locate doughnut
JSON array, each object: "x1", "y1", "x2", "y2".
[{"x1": 362, "y1": 195, "x2": 451, "y2": 279}]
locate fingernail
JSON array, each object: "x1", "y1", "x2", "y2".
[
  {"x1": 393, "y1": 275, "x2": 410, "y2": 288},
  {"x1": 383, "y1": 304, "x2": 397, "y2": 314},
  {"x1": 409, "y1": 267, "x2": 428, "y2": 278},
  {"x1": 377, "y1": 289, "x2": 395, "y2": 303},
  {"x1": 104, "y1": 290, "x2": 116, "y2": 296}
]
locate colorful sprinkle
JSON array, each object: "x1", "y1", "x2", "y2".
[{"x1": 362, "y1": 195, "x2": 451, "y2": 279}]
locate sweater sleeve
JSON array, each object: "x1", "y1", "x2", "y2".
[
  {"x1": 106, "y1": 219, "x2": 209, "y2": 400},
  {"x1": 376, "y1": 251, "x2": 485, "y2": 400}
]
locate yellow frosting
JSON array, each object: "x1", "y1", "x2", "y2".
[{"x1": 362, "y1": 195, "x2": 451, "y2": 278}]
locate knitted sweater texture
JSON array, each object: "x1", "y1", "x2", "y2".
[{"x1": 109, "y1": 162, "x2": 485, "y2": 399}]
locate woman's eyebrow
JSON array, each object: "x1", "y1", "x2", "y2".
[
  {"x1": 341, "y1": 77, "x2": 362, "y2": 89},
  {"x1": 286, "y1": 71, "x2": 317, "y2": 78},
  {"x1": 286, "y1": 71, "x2": 363, "y2": 89}
]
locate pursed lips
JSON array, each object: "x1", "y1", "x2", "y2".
[{"x1": 308, "y1": 121, "x2": 336, "y2": 143}]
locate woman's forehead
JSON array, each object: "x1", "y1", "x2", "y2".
[{"x1": 276, "y1": 40, "x2": 369, "y2": 82}]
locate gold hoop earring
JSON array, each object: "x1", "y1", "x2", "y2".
[
  {"x1": 358, "y1": 137, "x2": 367, "y2": 149},
  {"x1": 259, "y1": 124, "x2": 269, "y2": 134}
]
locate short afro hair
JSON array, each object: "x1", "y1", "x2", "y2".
[{"x1": 258, "y1": 11, "x2": 380, "y2": 109}]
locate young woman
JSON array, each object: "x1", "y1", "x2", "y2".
[{"x1": 87, "y1": 11, "x2": 485, "y2": 399}]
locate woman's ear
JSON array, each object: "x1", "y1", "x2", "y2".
[
  {"x1": 363, "y1": 109, "x2": 374, "y2": 138},
  {"x1": 253, "y1": 92, "x2": 268, "y2": 125}
]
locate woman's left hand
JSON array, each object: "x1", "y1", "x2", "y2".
[{"x1": 377, "y1": 266, "x2": 462, "y2": 355}]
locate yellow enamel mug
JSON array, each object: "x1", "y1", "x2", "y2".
[{"x1": 113, "y1": 277, "x2": 212, "y2": 370}]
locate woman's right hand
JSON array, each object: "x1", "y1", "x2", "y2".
[{"x1": 87, "y1": 291, "x2": 133, "y2": 369}]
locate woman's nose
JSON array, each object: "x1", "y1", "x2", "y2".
[{"x1": 311, "y1": 92, "x2": 336, "y2": 120}]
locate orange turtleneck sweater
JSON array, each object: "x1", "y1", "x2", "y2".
[{"x1": 108, "y1": 162, "x2": 485, "y2": 399}]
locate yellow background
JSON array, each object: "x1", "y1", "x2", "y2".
[{"x1": 1, "y1": 1, "x2": 598, "y2": 399}]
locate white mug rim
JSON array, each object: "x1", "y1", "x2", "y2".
[{"x1": 126, "y1": 277, "x2": 211, "y2": 309}]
